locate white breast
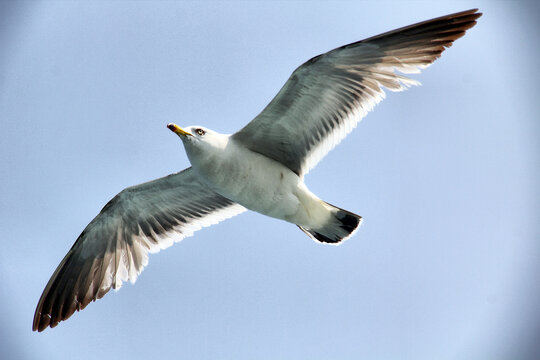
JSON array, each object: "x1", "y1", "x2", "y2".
[{"x1": 188, "y1": 138, "x2": 304, "y2": 220}]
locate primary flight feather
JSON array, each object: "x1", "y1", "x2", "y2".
[{"x1": 33, "y1": 9, "x2": 481, "y2": 331}]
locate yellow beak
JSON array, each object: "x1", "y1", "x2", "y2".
[{"x1": 167, "y1": 123, "x2": 192, "y2": 137}]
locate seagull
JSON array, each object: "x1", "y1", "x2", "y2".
[{"x1": 33, "y1": 9, "x2": 481, "y2": 331}]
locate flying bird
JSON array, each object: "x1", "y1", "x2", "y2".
[{"x1": 33, "y1": 9, "x2": 481, "y2": 331}]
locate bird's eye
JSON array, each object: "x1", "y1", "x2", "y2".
[{"x1": 195, "y1": 128, "x2": 206, "y2": 136}]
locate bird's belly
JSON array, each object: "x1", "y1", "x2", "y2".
[{"x1": 194, "y1": 149, "x2": 303, "y2": 222}]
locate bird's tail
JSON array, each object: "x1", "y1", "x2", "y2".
[{"x1": 298, "y1": 202, "x2": 362, "y2": 244}]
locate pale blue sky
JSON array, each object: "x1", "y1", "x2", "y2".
[{"x1": 1, "y1": 1, "x2": 538, "y2": 359}]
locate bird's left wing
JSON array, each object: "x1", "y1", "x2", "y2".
[
  {"x1": 232, "y1": 9, "x2": 481, "y2": 176},
  {"x1": 33, "y1": 167, "x2": 246, "y2": 332}
]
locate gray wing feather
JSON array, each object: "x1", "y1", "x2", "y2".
[
  {"x1": 33, "y1": 167, "x2": 245, "y2": 331},
  {"x1": 232, "y1": 9, "x2": 481, "y2": 176}
]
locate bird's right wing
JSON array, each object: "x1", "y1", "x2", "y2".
[
  {"x1": 232, "y1": 9, "x2": 481, "y2": 176},
  {"x1": 33, "y1": 167, "x2": 246, "y2": 332}
]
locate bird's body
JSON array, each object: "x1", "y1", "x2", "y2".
[
  {"x1": 183, "y1": 129, "x2": 301, "y2": 221},
  {"x1": 177, "y1": 126, "x2": 354, "y2": 239},
  {"x1": 33, "y1": 9, "x2": 482, "y2": 332}
]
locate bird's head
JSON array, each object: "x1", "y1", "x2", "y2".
[{"x1": 167, "y1": 123, "x2": 229, "y2": 157}]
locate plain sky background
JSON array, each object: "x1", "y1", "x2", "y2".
[{"x1": 1, "y1": 1, "x2": 538, "y2": 359}]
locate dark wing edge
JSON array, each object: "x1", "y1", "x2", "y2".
[
  {"x1": 32, "y1": 167, "x2": 246, "y2": 332},
  {"x1": 232, "y1": 9, "x2": 482, "y2": 176}
]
